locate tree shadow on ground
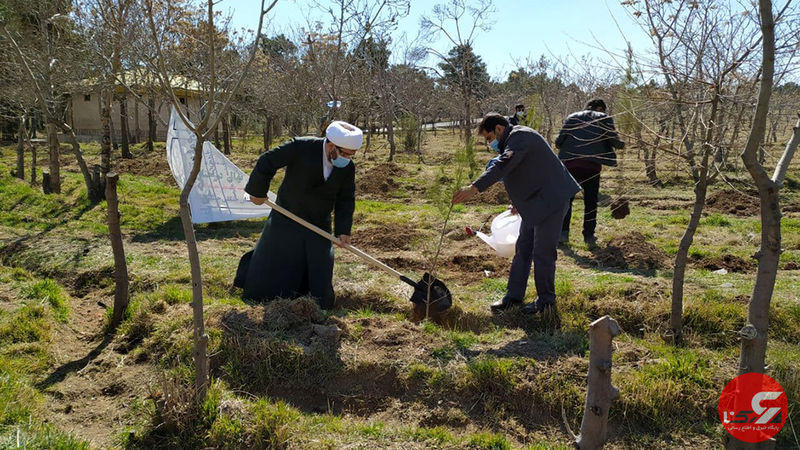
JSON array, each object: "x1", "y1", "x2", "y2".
[
  {"x1": 130, "y1": 216, "x2": 265, "y2": 243},
  {"x1": 36, "y1": 334, "x2": 113, "y2": 390}
]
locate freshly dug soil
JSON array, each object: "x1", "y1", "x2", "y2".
[
  {"x1": 354, "y1": 223, "x2": 420, "y2": 251},
  {"x1": 356, "y1": 163, "x2": 408, "y2": 195},
  {"x1": 593, "y1": 232, "x2": 669, "y2": 271},
  {"x1": 695, "y1": 254, "x2": 755, "y2": 273},
  {"x1": 112, "y1": 153, "x2": 173, "y2": 183},
  {"x1": 466, "y1": 183, "x2": 509, "y2": 205},
  {"x1": 706, "y1": 190, "x2": 759, "y2": 217}
]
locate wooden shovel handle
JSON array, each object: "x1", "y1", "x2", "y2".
[{"x1": 261, "y1": 198, "x2": 404, "y2": 279}]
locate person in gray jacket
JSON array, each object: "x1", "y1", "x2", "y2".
[
  {"x1": 452, "y1": 113, "x2": 580, "y2": 314},
  {"x1": 555, "y1": 99, "x2": 624, "y2": 247}
]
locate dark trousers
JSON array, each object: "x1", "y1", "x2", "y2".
[
  {"x1": 506, "y1": 202, "x2": 569, "y2": 305},
  {"x1": 562, "y1": 166, "x2": 601, "y2": 239}
]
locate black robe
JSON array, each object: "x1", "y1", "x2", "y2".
[{"x1": 238, "y1": 137, "x2": 355, "y2": 309}]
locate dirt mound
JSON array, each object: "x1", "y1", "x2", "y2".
[
  {"x1": 215, "y1": 298, "x2": 344, "y2": 390},
  {"x1": 781, "y1": 261, "x2": 800, "y2": 270},
  {"x1": 357, "y1": 163, "x2": 408, "y2": 195},
  {"x1": 695, "y1": 254, "x2": 755, "y2": 273},
  {"x1": 381, "y1": 255, "x2": 426, "y2": 271},
  {"x1": 112, "y1": 153, "x2": 173, "y2": 183},
  {"x1": 466, "y1": 183, "x2": 509, "y2": 205},
  {"x1": 354, "y1": 223, "x2": 420, "y2": 251},
  {"x1": 593, "y1": 232, "x2": 668, "y2": 271},
  {"x1": 706, "y1": 190, "x2": 759, "y2": 216}
]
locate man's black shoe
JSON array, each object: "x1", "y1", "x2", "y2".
[
  {"x1": 490, "y1": 296, "x2": 523, "y2": 312},
  {"x1": 584, "y1": 235, "x2": 598, "y2": 248},
  {"x1": 522, "y1": 298, "x2": 555, "y2": 314}
]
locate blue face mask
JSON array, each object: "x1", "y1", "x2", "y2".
[
  {"x1": 332, "y1": 156, "x2": 351, "y2": 168},
  {"x1": 489, "y1": 139, "x2": 500, "y2": 153}
]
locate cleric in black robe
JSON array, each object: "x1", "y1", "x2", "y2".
[{"x1": 236, "y1": 121, "x2": 361, "y2": 309}]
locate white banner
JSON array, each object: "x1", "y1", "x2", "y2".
[{"x1": 166, "y1": 107, "x2": 275, "y2": 224}]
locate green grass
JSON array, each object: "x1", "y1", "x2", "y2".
[{"x1": 20, "y1": 280, "x2": 69, "y2": 322}]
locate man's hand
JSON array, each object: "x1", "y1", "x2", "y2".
[
  {"x1": 508, "y1": 205, "x2": 518, "y2": 215},
  {"x1": 336, "y1": 235, "x2": 351, "y2": 248},
  {"x1": 249, "y1": 195, "x2": 266, "y2": 205},
  {"x1": 451, "y1": 185, "x2": 478, "y2": 204}
]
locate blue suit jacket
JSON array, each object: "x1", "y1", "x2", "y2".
[{"x1": 473, "y1": 126, "x2": 580, "y2": 225}]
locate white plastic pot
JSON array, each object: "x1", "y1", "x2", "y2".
[{"x1": 475, "y1": 210, "x2": 521, "y2": 258}]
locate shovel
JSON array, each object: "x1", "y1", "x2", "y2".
[{"x1": 259, "y1": 198, "x2": 453, "y2": 314}]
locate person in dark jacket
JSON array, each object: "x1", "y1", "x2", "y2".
[
  {"x1": 238, "y1": 121, "x2": 360, "y2": 309},
  {"x1": 555, "y1": 99, "x2": 624, "y2": 247},
  {"x1": 508, "y1": 103, "x2": 525, "y2": 126},
  {"x1": 452, "y1": 113, "x2": 580, "y2": 314}
]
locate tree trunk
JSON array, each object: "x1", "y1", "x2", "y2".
[
  {"x1": 222, "y1": 114, "x2": 231, "y2": 155},
  {"x1": 120, "y1": 94, "x2": 132, "y2": 158},
  {"x1": 670, "y1": 153, "x2": 713, "y2": 342},
  {"x1": 386, "y1": 118, "x2": 397, "y2": 162},
  {"x1": 30, "y1": 141, "x2": 37, "y2": 185},
  {"x1": 16, "y1": 119, "x2": 25, "y2": 180},
  {"x1": 101, "y1": 90, "x2": 112, "y2": 177},
  {"x1": 575, "y1": 315, "x2": 620, "y2": 449},
  {"x1": 180, "y1": 137, "x2": 210, "y2": 401},
  {"x1": 62, "y1": 124, "x2": 103, "y2": 204},
  {"x1": 45, "y1": 122, "x2": 61, "y2": 194},
  {"x1": 416, "y1": 116, "x2": 424, "y2": 163},
  {"x1": 147, "y1": 94, "x2": 156, "y2": 152},
  {"x1": 263, "y1": 114, "x2": 272, "y2": 151},
  {"x1": 133, "y1": 99, "x2": 141, "y2": 144},
  {"x1": 726, "y1": 4, "x2": 781, "y2": 449},
  {"x1": 106, "y1": 172, "x2": 130, "y2": 330}
]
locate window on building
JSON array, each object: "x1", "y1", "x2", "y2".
[{"x1": 84, "y1": 94, "x2": 91, "y2": 101}]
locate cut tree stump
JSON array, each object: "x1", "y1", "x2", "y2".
[{"x1": 575, "y1": 315, "x2": 621, "y2": 449}]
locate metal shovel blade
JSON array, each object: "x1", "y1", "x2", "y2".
[{"x1": 408, "y1": 272, "x2": 453, "y2": 314}]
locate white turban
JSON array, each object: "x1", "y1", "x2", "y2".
[{"x1": 326, "y1": 121, "x2": 363, "y2": 150}]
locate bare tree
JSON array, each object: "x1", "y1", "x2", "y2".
[
  {"x1": 628, "y1": 0, "x2": 772, "y2": 342},
  {"x1": 728, "y1": 3, "x2": 799, "y2": 447},
  {"x1": 420, "y1": 0, "x2": 493, "y2": 142},
  {"x1": 144, "y1": 0, "x2": 275, "y2": 402},
  {"x1": 0, "y1": 2, "x2": 102, "y2": 201}
]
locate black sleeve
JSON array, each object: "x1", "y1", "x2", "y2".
[
  {"x1": 244, "y1": 139, "x2": 299, "y2": 198},
  {"x1": 334, "y1": 164, "x2": 356, "y2": 236}
]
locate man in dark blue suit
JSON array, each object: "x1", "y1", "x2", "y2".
[{"x1": 452, "y1": 113, "x2": 580, "y2": 314}]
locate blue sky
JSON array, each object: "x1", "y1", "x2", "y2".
[{"x1": 224, "y1": 0, "x2": 651, "y2": 81}]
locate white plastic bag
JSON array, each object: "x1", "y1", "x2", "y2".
[{"x1": 475, "y1": 210, "x2": 521, "y2": 258}]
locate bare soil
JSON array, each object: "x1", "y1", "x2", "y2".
[
  {"x1": 354, "y1": 223, "x2": 421, "y2": 251},
  {"x1": 356, "y1": 163, "x2": 408, "y2": 195},
  {"x1": 705, "y1": 190, "x2": 760, "y2": 216},
  {"x1": 42, "y1": 287, "x2": 159, "y2": 449},
  {"x1": 694, "y1": 253, "x2": 756, "y2": 273},
  {"x1": 592, "y1": 232, "x2": 669, "y2": 272}
]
